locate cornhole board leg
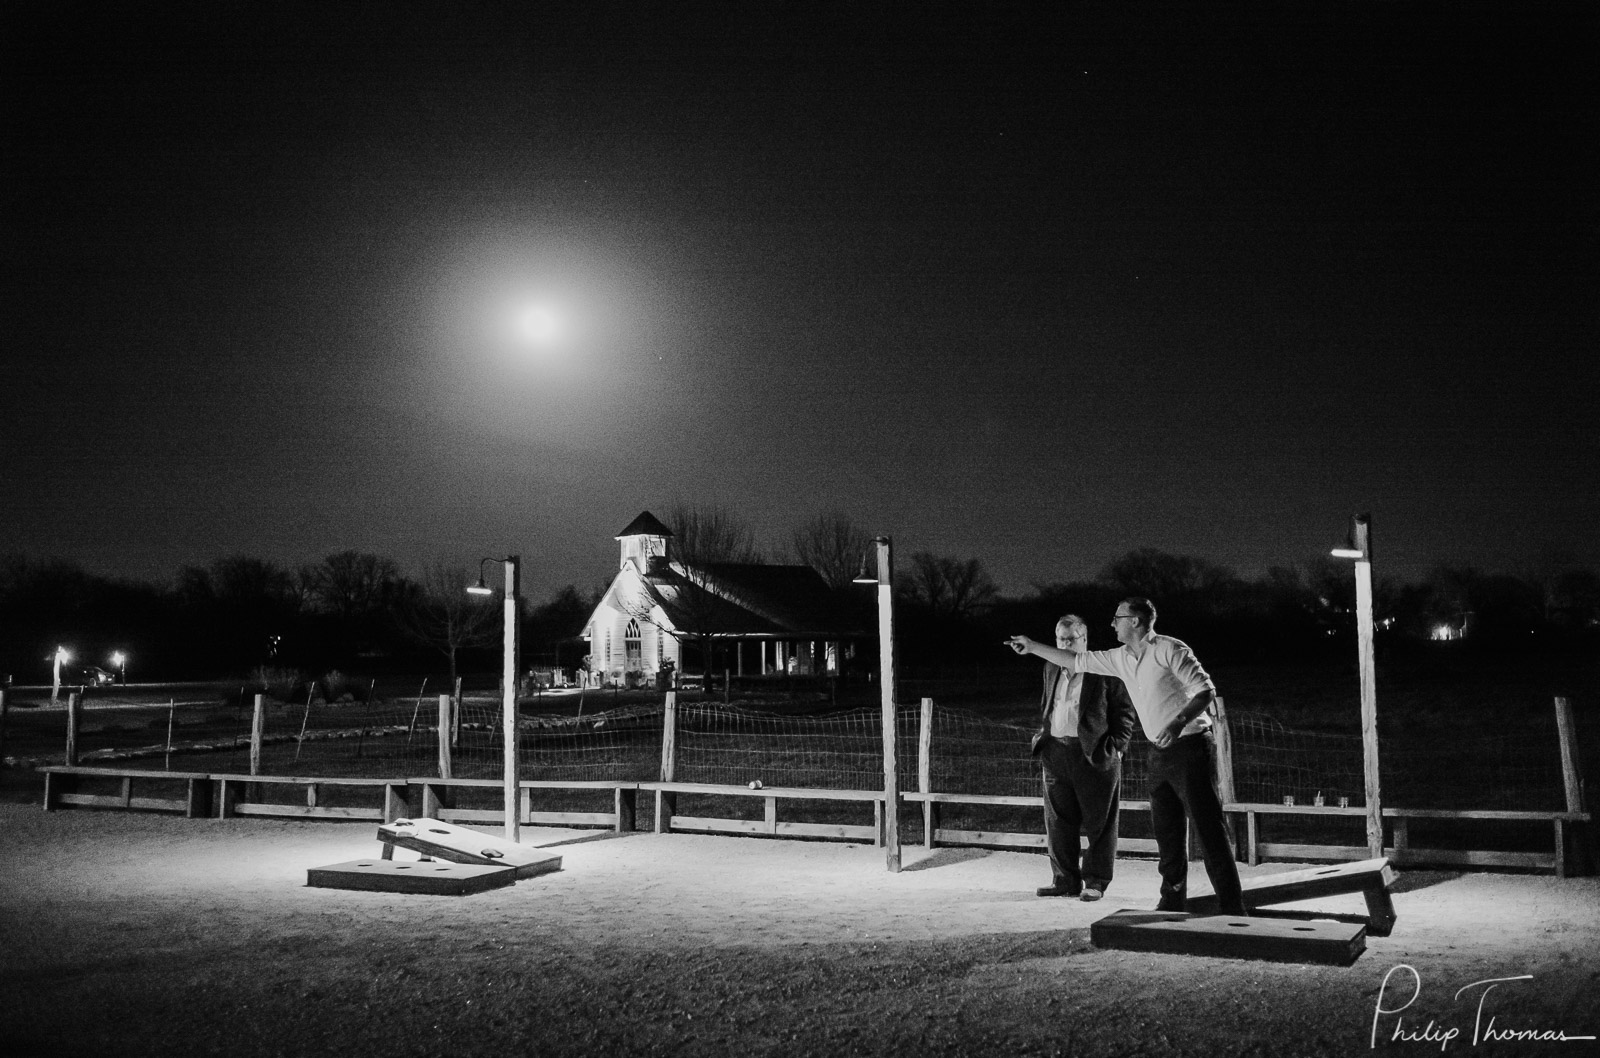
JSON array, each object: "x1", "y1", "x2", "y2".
[
  {"x1": 378, "y1": 818, "x2": 561, "y2": 879},
  {"x1": 1188, "y1": 857, "x2": 1398, "y2": 937},
  {"x1": 378, "y1": 844, "x2": 433, "y2": 863},
  {"x1": 1362, "y1": 886, "x2": 1398, "y2": 939},
  {"x1": 1090, "y1": 909, "x2": 1366, "y2": 966}
]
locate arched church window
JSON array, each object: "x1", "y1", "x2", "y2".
[{"x1": 625, "y1": 619, "x2": 642, "y2": 669}]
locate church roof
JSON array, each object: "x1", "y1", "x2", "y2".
[
  {"x1": 640, "y1": 561, "x2": 871, "y2": 638},
  {"x1": 615, "y1": 511, "x2": 674, "y2": 539}
]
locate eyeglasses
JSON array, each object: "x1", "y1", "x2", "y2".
[{"x1": 1111, "y1": 613, "x2": 1136, "y2": 622}]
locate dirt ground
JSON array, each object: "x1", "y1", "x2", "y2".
[{"x1": 2, "y1": 805, "x2": 1597, "y2": 1058}]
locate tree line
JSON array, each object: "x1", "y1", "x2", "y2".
[
  {"x1": 663, "y1": 507, "x2": 1600, "y2": 668},
  {"x1": 0, "y1": 551, "x2": 593, "y2": 685},
  {"x1": 2, "y1": 510, "x2": 1596, "y2": 683}
]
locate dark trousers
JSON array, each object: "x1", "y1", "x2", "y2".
[
  {"x1": 1041, "y1": 736, "x2": 1121, "y2": 890},
  {"x1": 1148, "y1": 732, "x2": 1243, "y2": 912}
]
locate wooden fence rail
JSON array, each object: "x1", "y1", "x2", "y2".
[{"x1": 35, "y1": 693, "x2": 1593, "y2": 876}]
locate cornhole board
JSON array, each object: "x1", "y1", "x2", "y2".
[
  {"x1": 377, "y1": 818, "x2": 563, "y2": 879},
  {"x1": 1187, "y1": 857, "x2": 1397, "y2": 937},
  {"x1": 1091, "y1": 909, "x2": 1366, "y2": 966},
  {"x1": 307, "y1": 858, "x2": 517, "y2": 896}
]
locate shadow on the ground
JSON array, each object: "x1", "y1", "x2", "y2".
[
  {"x1": 530, "y1": 830, "x2": 637, "y2": 849},
  {"x1": 902, "y1": 846, "x2": 994, "y2": 872},
  {"x1": 1388, "y1": 869, "x2": 1462, "y2": 894}
]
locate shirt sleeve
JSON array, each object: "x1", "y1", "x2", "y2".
[
  {"x1": 1164, "y1": 639, "x2": 1215, "y2": 697},
  {"x1": 1073, "y1": 649, "x2": 1120, "y2": 679}
]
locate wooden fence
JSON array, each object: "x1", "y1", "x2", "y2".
[{"x1": 35, "y1": 692, "x2": 1594, "y2": 876}]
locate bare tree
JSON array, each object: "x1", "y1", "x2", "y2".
[
  {"x1": 1097, "y1": 548, "x2": 1235, "y2": 601},
  {"x1": 903, "y1": 551, "x2": 999, "y2": 620},
  {"x1": 305, "y1": 551, "x2": 403, "y2": 620},
  {"x1": 665, "y1": 502, "x2": 763, "y2": 566},
  {"x1": 396, "y1": 560, "x2": 499, "y2": 690},
  {"x1": 791, "y1": 511, "x2": 873, "y2": 591},
  {"x1": 176, "y1": 555, "x2": 303, "y2": 668}
]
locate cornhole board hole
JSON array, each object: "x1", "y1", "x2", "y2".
[
  {"x1": 377, "y1": 818, "x2": 563, "y2": 879},
  {"x1": 1090, "y1": 910, "x2": 1366, "y2": 966},
  {"x1": 307, "y1": 858, "x2": 517, "y2": 896},
  {"x1": 1187, "y1": 857, "x2": 1397, "y2": 937}
]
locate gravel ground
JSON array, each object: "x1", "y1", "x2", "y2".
[{"x1": 3, "y1": 805, "x2": 1598, "y2": 1057}]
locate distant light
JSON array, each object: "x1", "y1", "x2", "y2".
[
  {"x1": 110, "y1": 651, "x2": 125, "y2": 666},
  {"x1": 467, "y1": 579, "x2": 494, "y2": 596},
  {"x1": 513, "y1": 305, "x2": 561, "y2": 347},
  {"x1": 1431, "y1": 624, "x2": 1458, "y2": 642},
  {"x1": 1330, "y1": 548, "x2": 1365, "y2": 559}
]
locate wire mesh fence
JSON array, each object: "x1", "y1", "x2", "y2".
[
  {"x1": 32, "y1": 690, "x2": 1579, "y2": 824},
  {"x1": 675, "y1": 702, "x2": 889, "y2": 790}
]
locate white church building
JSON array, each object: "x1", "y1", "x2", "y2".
[{"x1": 582, "y1": 511, "x2": 869, "y2": 686}]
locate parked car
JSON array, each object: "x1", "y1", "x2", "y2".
[{"x1": 69, "y1": 665, "x2": 117, "y2": 687}]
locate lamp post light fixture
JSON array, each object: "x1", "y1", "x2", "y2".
[
  {"x1": 110, "y1": 651, "x2": 127, "y2": 685},
  {"x1": 854, "y1": 536, "x2": 902, "y2": 873},
  {"x1": 468, "y1": 556, "x2": 523, "y2": 842},
  {"x1": 1330, "y1": 514, "x2": 1382, "y2": 858}
]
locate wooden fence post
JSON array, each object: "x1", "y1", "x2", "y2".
[
  {"x1": 1554, "y1": 696, "x2": 1594, "y2": 876},
  {"x1": 0, "y1": 680, "x2": 9, "y2": 764},
  {"x1": 65, "y1": 691, "x2": 81, "y2": 765},
  {"x1": 1212, "y1": 695, "x2": 1242, "y2": 859},
  {"x1": 919, "y1": 698, "x2": 936, "y2": 849},
  {"x1": 452, "y1": 678, "x2": 462, "y2": 746},
  {"x1": 437, "y1": 695, "x2": 453, "y2": 779},
  {"x1": 250, "y1": 694, "x2": 265, "y2": 777},
  {"x1": 657, "y1": 691, "x2": 677, "y2": 832}
]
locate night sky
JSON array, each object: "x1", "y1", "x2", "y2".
[{"x1": 6, "y1": 2, "x2": 1597, "y2": 600}]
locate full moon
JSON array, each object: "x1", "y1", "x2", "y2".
[{"x1": 514, "y1": 305, "x2": 561, "y2": 347}]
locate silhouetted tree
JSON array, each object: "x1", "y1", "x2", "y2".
[
  {"x1": 1098, "y1": 548, "x2": 1236, "y2": 601},
  {"x1": 176, "y1": 555, "x2": 303, "y2": 672},
  {"x1": 902, "y1": 552, "x2": 999, "y2": 620},
  {"x1": 395, "y1": 560, "x2": 499, "y2": 690},
  {"x1": 298, "y1": 551, "x2": 405, "y2": 664},
  {"x1": 526, "y1": 584, "x2": 598, "y2": 675},
  {"x1": 791, "y1": 512, "x2": 873, "y2": 591},
  {"x1": 304, "y1": 551, "x2": 402, "y2": 621}
]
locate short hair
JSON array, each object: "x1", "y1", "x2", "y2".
[
  {"x1": 1055, "y1": 614, "x2": 1087, "y2": 636},
  {"x1": 1121, "y1": 597, "x2": 1157, "y2": 629}
]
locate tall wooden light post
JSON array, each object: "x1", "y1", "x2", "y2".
[
  {"x1": 856, "y1": 536, "x2": 901, "y2": 872},
  {"x1": 471, "y1": 556, "x2": 522, "y2": 842},
  {"x1": 1332, "y1": 515, "x2": 1382, "y2": 857}
]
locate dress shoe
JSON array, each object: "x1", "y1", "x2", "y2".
[
  {"x1": 1036, "y1": 881, "x2": 1082, "y2": 897},
  {"x1": 1080, "y1": 887, "x2": 1104, "y2": 902}
]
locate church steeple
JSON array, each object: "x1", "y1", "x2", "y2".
[{"x1": 616, "y1": 511, "x2": 673, "y2": 572}]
